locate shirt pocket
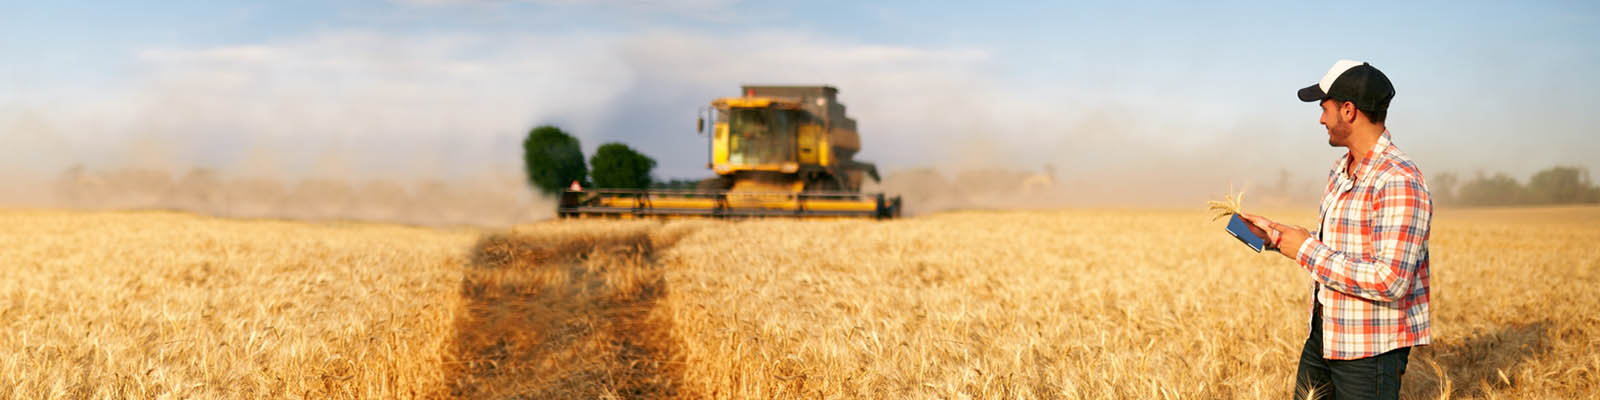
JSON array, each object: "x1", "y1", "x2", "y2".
[{"x1": 1357, "y1": 188, "x2": 1379, "y2": 260}]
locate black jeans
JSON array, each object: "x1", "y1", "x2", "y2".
[{"x1": 1293, "y1": 308, "x2": 1411, "y2": 400}]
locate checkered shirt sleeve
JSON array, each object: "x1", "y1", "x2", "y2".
[{"x1": 1297, "y1": 176, "x2": 1431, "y2": 302}]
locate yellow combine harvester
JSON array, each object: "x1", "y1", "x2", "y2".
[{"x1": 558, "y1": 85, "x2": 902, "y2": 219}]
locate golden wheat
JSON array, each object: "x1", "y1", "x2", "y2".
[
  {"x1": 1207, "y1": 185, "x2": 1246, "y2": 221},
  {"x1": 2, "y1": 206, "x2": 1596, "y2": 399},
  {"x1": 655, "y1": 207, "x2": 1600, "y2": 398},
  {"x1": 0, "y1": 209, "x2": 477, "y2": 399}
]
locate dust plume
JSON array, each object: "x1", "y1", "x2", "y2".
[
  {"x1": 31, "y1": 163, "x2": 555, "y2": 228},
  {"x1": 871, "y1": 164, "x2": 1326, "y2": 216}
]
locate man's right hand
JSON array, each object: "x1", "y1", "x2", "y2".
[{"x1": 1239, "y1": 213, "x2": 1282, "y2": 248}]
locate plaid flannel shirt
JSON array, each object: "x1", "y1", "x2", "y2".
[{"x1": 1295, "y1": 131, "x2": 1432, "y2": 360}]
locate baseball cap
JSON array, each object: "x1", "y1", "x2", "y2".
[{"x1": 1297, "y1": 59, "x2": 1395, "y2": 113}]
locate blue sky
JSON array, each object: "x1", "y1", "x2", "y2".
[{"x1": 3, "y1": 1, "x2": 1597, "y2": 197}]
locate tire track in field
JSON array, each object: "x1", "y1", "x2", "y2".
[{"x1": 448, "y1": 225, "x2": 694, "y2": 399}]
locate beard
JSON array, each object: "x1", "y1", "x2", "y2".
[{"x1": 1326, "y1": 119, "x2": 1351, "y2": 147}]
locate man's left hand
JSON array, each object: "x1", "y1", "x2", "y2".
[{"x1": 1269, "y1": 222, "x2": 1312, "y2": 259}]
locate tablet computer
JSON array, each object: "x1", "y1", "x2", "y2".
[{"x1": 1225, "y1": 213, "x2": 1266, "y2": 253}]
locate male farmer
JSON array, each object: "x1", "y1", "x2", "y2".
[{"x1": 1242, "y1": 60, "x2": 1431, "y2": 400}]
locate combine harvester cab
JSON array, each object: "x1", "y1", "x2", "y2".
[{"x1": 558, "y1": 85, "x2": 903, "y2": 219}]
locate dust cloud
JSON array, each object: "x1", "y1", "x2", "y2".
[
  {"x1": 0, "y1": 29, "x2": 1514, "y2": 221},
  {"x1": 12, "y1": 161, "x2": 1313, "y2": 222},
  {"x1": 867, "y1": 165, "x2": 1320, "y2": 217},
  {"x1": 861, "y1": 106, "x2": 1329, "y2": 216},
  {"x1": 6, "y1": 164, "x2": 555, "y2": 228}
]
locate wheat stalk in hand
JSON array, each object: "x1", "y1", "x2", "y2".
[{"x1": 1208, "y1": 185, "x2": 1245, "y2": 221}]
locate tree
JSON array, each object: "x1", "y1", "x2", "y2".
[
  {"x1": 522, "y1": 125, "x2": 588, "y2": 196},
  {"x1": 1456, "y1": 172, "x2": 1527, "y2": 206},
  {"x1": 1526, "y1": 166, "x2": 1591, "y2": 204},
  {"x1": 588, "y1": 143, "x2": 656, "y2": 189},
  {"x1": 1430, "y1": 172, "x2": 1459, "y2": 205}
]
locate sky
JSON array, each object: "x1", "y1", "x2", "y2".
[{"x1": 3, "y1": 0, "x2": 1598, "y2": 197}]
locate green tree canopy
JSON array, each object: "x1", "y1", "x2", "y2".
[
  {"x1": 1527, "y1": 166, "x2": 1593, "y2": 204},
  {"x1": 588, "y1": 143, "x2": 657, "y2": 189},
  {"x1": 1456, "y1": 172, "x2": 1527, "y2": 206},
  {"x1": 522, "y1": 125, "x2": 588, "y2": 196}
]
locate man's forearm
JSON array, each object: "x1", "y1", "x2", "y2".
[{"x1": 1295, "y1": 238, "x2": 1416, "y2": 302}]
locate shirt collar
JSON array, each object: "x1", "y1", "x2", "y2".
[{"x1": 1337, "y1": 130, "x2": 1392, "y2": 182}]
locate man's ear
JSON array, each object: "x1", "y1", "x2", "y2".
[{"x1": 1340, "y1": 101, "x2": 1358, "y2": 124}]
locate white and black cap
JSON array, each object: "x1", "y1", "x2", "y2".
[{"x1": 1297, "y1": 59, "x2": 1395, "y2": 113}]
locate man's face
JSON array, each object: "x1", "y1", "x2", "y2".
[{"x1": 1319, "y1": 99, "x2": 1352, "y2": 147}]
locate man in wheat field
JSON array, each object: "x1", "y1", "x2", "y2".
[{"x1": 1242, "y1": 60, "x2": 1431, "y2": 400}]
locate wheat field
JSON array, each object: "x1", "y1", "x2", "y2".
[
  {"x1": 1, "y1": 206, "x2": 1596, "y2": 399},
  {"x1": 0, "y1": 210, "x2": 477, "y2": 398}
]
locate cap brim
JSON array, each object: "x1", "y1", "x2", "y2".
[{"x1": 1297, "y1": 84, "x2": 1326, "y2": 102}]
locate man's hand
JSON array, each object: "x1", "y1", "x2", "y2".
[
  {"x1": 1239, "y1": 213, "x2": 1312, "y2": 259},
  {"x1": 1238, "y1": 213, "x2": 1280, "y2": 245},
  {"x1": 1269, "y1": 222, "x2": 1312, "y2": 259}
]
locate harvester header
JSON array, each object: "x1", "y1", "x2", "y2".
[{"x1": 557, "y1": 85, "x2": 901, "y2": 219}]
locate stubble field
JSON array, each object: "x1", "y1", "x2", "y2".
[{"x1": 1, "y1": 206, "x2": 1595, "y2": 399}]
